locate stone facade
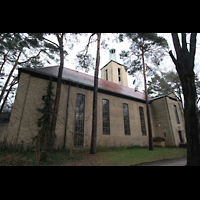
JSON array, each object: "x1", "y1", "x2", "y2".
[
  {"x1": 101, "y1": 61, "x2": 128, "y2": 87},
  {"x1": 150, "y1": 93, "x2": 186, "y2": 146},
  {"x1": 5, "y1": 72, "x2": 150, "y2": 148}
]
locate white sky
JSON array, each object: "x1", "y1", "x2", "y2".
[
  {"x1": 2, "y1": 33, "x2": 200, "y2": 110},
  {"x1": 45, "y1": 33, "x2": 200, "y2": 93}
]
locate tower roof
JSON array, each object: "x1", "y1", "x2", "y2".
[{"x1": 100, "y1": 60, "x2": 127, "y2": 70}]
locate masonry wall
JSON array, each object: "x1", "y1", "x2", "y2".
[
  {"x1": 101, "y1": 61, "x2": 128, "y2": 87},
  {"x1": 150, "y1": 94, "x2": 186, "y2": 146},
  {"x1": 7, "y1": 73, "x2": 55, "y2": 146},
  {"x1": 6, "y1": 72, "x2": 151, "y2": 149},
  {"x1": 0, "y1": 122, "x2": 9, "y2": 141},
  {"x1": 96, "y1": 93, "x2": 149, "y2": 147},
  {"x1": 166, "y1": 94, "x2": 186, "y2": 146},
  {"x1": 151, "y1": 97, "x2": 174, "y2": 146}
]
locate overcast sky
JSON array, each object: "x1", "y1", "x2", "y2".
[
  {"x1": 45, "y1": 33, "x2": 200, "y2": 92},
  {"x1": 2, "y1": 33, "x2": 200, "y2": 110}
]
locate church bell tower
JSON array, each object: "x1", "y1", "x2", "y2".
[
  {"x1": 109, "y1": 49, "x2": 117, "y2": 62},
  {"x1": 100, "y1": 49, "x2": 128, "y2": 87}
]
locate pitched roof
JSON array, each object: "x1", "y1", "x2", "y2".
[
  {"x1": 100, "y1": 60, "x2": 127, "y2": 70},
  {"x1": 19, "y1": 66, "x2": 150, "y2": 102}
]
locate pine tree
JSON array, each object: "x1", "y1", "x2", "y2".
[
  {"x1": 0, "y1": 33, "x2": 60, "y2": 115},
  {"x1": 34, "y1": 78, "x2": 55, "y2": 164},
  {"x1": 119, "y1": 33, "x2": 168, "y2": 150},
  {"x1": 75, "y1": 33, "x2": 101, "y2": 154}
]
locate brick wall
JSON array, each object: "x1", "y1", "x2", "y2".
[
  {"x1": 151, "y1": 94, "x2": 186, "y2": 146},
  {"x1": 6, "y1": 72, "x2": 151, "y2": 149}
]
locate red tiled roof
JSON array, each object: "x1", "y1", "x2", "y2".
[{"x1": 19, "y1": 66, "x2": 150, "y2": 102}]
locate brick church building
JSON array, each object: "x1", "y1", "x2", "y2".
[{"x1": 2, "y1": 49, "x2": 186, "y2": 149}]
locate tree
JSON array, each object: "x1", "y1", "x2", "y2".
[
  {"x1": 147, "y1": 70, "x2": 183, "y2": 100},
  {"x1": 31, "y1": 33, "x2": 80, "y2": 152},
  {"x1": 90, "y1": 33, "x2": 101, "y2": 154},
  {"x1": 34, "y1": 78, "x2": 54, "y2": 164},
  {"x1": 75, "y1": 33, "x2": 102, "y2": 154},
  {"x1": 48, "y1": 33, "x2": 65, "y2": 152},
  {"x1": 119, "y1": 33, "x2": 168, "y2": 150},
  {"x1": 169, "y1": 33, "x2": 200, "y2": 166},
  {"x1": 0, "y1": 33, "x2": 59, "y2": 115}
]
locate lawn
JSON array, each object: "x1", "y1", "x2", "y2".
[
  {"x1": 99, "y1": 148, "x2": 187, "y2": 166},
  {"x1": 0, "y1": 147, "x2": 187, "y2": 166}
]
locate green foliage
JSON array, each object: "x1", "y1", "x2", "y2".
[
  {"x1": 76, "y1": 53, "x2": 95, "y2": 72},
  {"x1": 0, "y1": 33, "x2": 60, "y2": 68},
  {"x1": 0, "y1": 33, "x2": 61, "y2": 112},
  {"x1": 119, "y1": 33, "x2": 168, "y2": 76},
  {"x1": 147, "y1": 70, "x2": 200, "y2": 107},
  {"x1": 147, "y1": 72, "x2": 177, "y2": 97},
  {"x1": 33, "y1": 78, "x2": 55, "y2": 164}
]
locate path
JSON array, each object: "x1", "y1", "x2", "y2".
[{"x1": 138, "y1": 157, "x2": 187, "y2": 166}]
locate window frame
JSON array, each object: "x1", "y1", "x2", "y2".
[
  {"x1": 102, "y1": 99, "x2": 110, "y2": 135},
  {"x1": 123, "y1": 103, "x2": 131, "y2": 135},
  {"x1": 105, "y1": 69, "x2": 108, "y2": 81},
  {"x1": 118, "y1": 68, "x2": 121, "y2": 84},
  {"x1": 174, "y1": 105, "x2": 180, "y2": 124},
  {"x1": 139, "y1": 106, "x2": 147, "y2": 136},
  {"x1": 74, "y1": 93, "x2": 85, "y2": 147}
]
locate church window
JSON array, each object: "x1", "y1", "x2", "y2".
[
  {"x1": 118, "y1": 68, "x2": 121, "y2": 75},
  {"x1": 139, "y1": 106, "x2": 147, "y2": 136},
  {"x1": 123, "y1": 103, "x2": 130, "y2": 135},
  {"x1": 118, "y1": 68, "x2": 121, "y2": 84},
  {"x1": 174, "y1": 105, "x2": 180, "y2": 124},
  {"x1": 106, "y1": 69, "x2": 108, "y2": 80},
  {"x1": 102, "y1": 99, "x2": 110, "y2": 135},
  {"x1": 74, "y1": 93, "x2": 85, "y2": 147}
]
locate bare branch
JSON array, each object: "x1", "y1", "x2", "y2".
[
  {"x1": 169, "y1": 50, "x2": 177, "y2": 66},
  {"x1": 0, "y1": 50, "x2": 9, "y2": 74},
  {"x1": 31, "y1": 33, "x2": 59, "y2": 48},
  {"x1": 61, "y1": 33, "x2": 65, "y2": 41},
  {"x1": 171, "y1": 33, "x2": 182, "y2": 59},
  {"x1": 78, "y1": 33, "x2": 96, "y2": 68},
  {"x1": 182, "y1": 33, "x2": 188, "y2": 53},
  {"x1": 190, "y1": 33, "x2": 197, "y2": 57},
  {"x1": 18, "y1": 49, "x2": 45, "y2": 64},
  {"x1": 83, "y1": 33, "x2": 96, "y2": 57}
]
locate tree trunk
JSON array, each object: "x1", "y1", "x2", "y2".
[
  {"x1": 0, "y1": 78, "x2": 18, "y2": 114},
  {"x1": 0, "y1": 48, "x2": 23, "y2": 108},
  {"x1": 141, "y1": 48, "x2": 153, "y2": 150},
  {"x1": 49, "y1": 33, "x2": 65, "y2": 152},
  {"x1": 169, "y1": 33, "x2": 200, "y2": 166},
  {"x1": 182, "y1": 72, "x2": 200, "y2": 165},
  {"x1": 90, "y1": 33, "x2": 101, "y2": 154}
]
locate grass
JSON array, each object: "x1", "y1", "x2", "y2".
[
  {"x1": 0, "y1": 146, "x2": 187, "y2": 166},
  {"x1": 100, "y1": 147, "x2": 186, "y2": 166}
]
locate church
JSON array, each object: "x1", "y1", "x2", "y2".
[{"x1": 2, "y1": 49, "x2": 186, "y2": 149}]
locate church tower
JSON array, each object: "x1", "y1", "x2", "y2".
[
  {"x1": 100, "y1": 49, "x2": 128, "y2": 87},
  {"x1": 109, "y1": 49, "x2": 117, "y2": 62}
]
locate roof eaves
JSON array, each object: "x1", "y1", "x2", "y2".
[
  {"x1": 100, "y1": 60, "x2": 128, "y2": 70},
  {"x1": 149, "y1": 93, "x2": 173, "y2": 101}
]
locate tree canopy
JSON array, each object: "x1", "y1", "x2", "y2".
[{"x1": 119, "y1": 33, "x2": 168, "y2": 76}]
